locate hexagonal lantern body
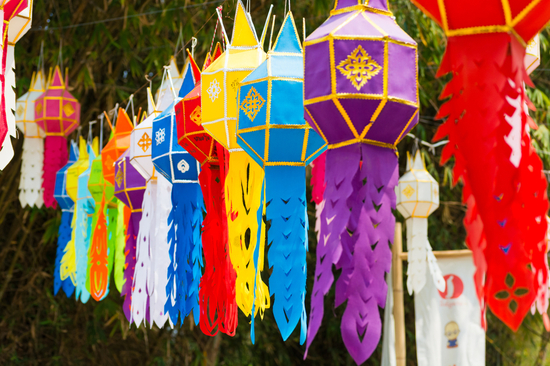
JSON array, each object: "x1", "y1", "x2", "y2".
[
  {"x1": 237, "y1": 13, "x2": 326, "y2": 168},
  {"x1": 130, "y1": 89, "x2": 161, "y2": 181},
  {"x1": 304, "y1": 0, "x2": 419, "y2": 148},
  {"x1": 16, "y1": 70, "x2": 45, "y2": 138},
  {"x1": 114, "y1": 149, "x2": 147, "y2": 213},
  {"x1": 35, "y1": 66, "x2": 80, "y2": 137},
  {"x1": 396, "y1": 151, "x2": 439, "y2": 219},
  {"x1": 201, "y1": 0, "x2": 266, "y2": 152}
]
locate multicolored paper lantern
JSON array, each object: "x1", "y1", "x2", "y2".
[
  {"x1": 16, "y1": 70, "x2": 45, "y2": 208},
  {"x1": 236, "y1": 12, "x2": 326, "y2": 342},
  {"x1": 53, "y1": 140, "x2": 78, "y2": 298},
  {"x1": 396, "y1": 151, "x2": 444, "y2": 295},
  {"x1": 0, "y1": 0, "x2": 32, "y2": 169},
  {"x1": 152, "y1": 59, "x2": 203, "y2": 327},
  {"x1": 411, "y1": 0, "x2": 550, "y2": 330},
  {"x1": 114, "y1": 149, "x2": 147, "y2": 322},
  {"x1": 176, "y1": 44, "x2": 240, "y2": 336},
  {"x1": 35, "y1": 66, "x2": 81, "y2": 208},
  {"x1": 200, "y1": 0, "x2": 268, "y2": 329},
  {"x1": 303, "y1": 0, "x2": 419, "y2": 363}
]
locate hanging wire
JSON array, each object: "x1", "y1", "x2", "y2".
[
  {"x1": 56, "y1": 39, "x2": 63, "y2": 75},
  {"x1": 38, "y1": 41, "x2": 45, "y2": 74},
  {"x1": 125, "y1": 94, "x2": 135, "y2": 122},
  {"x1": 191, "y1": 37, "x2": 198, "y2": 58},
  {"x1": 406, "y1": 133, "x2": 449, "y2": 155},
  {"x1": 98, "y1": 113, "x2": 105, "y2": 151},
  {"x1": 87, "y1": 120, "x2": 97, "y2": 145}
]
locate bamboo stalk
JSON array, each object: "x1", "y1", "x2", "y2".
[
  {"x1": 399, "y1": 249, "x2": 472, "y2": 261},
  {"x1": 393, "y1": 222, "x2": 406, "y2": 366}
]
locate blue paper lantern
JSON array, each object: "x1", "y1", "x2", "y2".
[{"x1": 236, "y1": 12, "x2": 327, "y2": 343}]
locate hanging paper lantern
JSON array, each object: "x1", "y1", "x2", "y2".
[
  {"x1": 87, "y1": 151, "x2": 113, "y2": 302},
  {"x1": 60, "y1": 137, "x2": 89, "y2": 301},
  {"x1": 0, "y1": 0, "x2": 32, "y2": 169},
  {"x1": 53, "y1": 140, "x2": 78, "y2": 298},
  {"x1": 74, "y1": 138, "x2": 98, "y2": 304},
  {"x1": 114, "y1": 149, "x2": 147, "y2": 322},
  {"x1": 152, "y1": 59, "x2": 203, "y2": 328},
  {"x1": 129, "y1": 90, "x2": 169, "y2": 328},
  {"x1": 303, "y1": 1, "x2": 419, "y2": 363},
  {"x1": 101, "y1": 108, "x2": 134, "y2": 294},
  {"x1": 16, "y1": 70, "x2": 45, "y2": 208},
  {"x1": 411, "y1": 0, "x2": 550, "y2": 331},
  {"x1": 236, "y1": 12, "x2": 326, "y2": 342},
  {"x1": 200, "y1": 1, "x2": 269, "y2": 331},
  {"x1": 35, "y1": 66, "x2": 81, "y2": 208},
  {"x1": 176, "y1": 44, "x2": 241, "y2": 336},
  {"x1": 395, "y1": 150, "x2": 445, "y2": 295}
]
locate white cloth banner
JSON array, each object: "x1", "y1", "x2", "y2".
[
  {"x1": 381, "y1": 269, "x2": 396, "y2": 366},
  {"x1": 415, "y1": 254, "x2": 485, "y2": 366}
]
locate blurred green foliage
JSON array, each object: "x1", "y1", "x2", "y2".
[{"x1": 1, "y1": 0, "x2": 550, "y2": 365}]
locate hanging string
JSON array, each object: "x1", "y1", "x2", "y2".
[
  {"x1": 87, "y1": 120, "x2": 97, "y2": 146},
  {"x1": 99, "y1": 114, "x2": 105, "y2": 150},
  {"x1": 209, "y1": 15, "x2": 220, "y2": 55},
  {"x1": 191, "y1": 37, "x2": 198, "y2": 58},
  {"x1": 269, "y1": 15, "x2": 276, "y2": 51},
  {"x1": 174, "y1": 26, "x2": 184, "y2": 60},
  {"x1": 38, "y1": 41, "x2": 45, "y2": 75},
  {"x1": 406, "y1": 133, "x2": 448, "y2": 155},
  {"x1": 125, "y1": 94, "x2": 135, "y2": 123},
  {"x1": 56, "y1": 39, "x2": 64, "y2": 76}
]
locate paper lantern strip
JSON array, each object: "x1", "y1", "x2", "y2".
[
  {"x1": 152, "y1": 70, "x2": 203, "y2": 328},
  {"x1": 396, "y1": 151, "x2": 445, "y2": 295},
  {"x1": 114, "y1": 149, "x2": 147, "y2": 323},
  {"x1": 176, "y1": 45, "x2": 239, "y2": 336},
  {"x1": 304, "y1": 0, "x2": 419, "y2": 363},
  {"x1": 17, "y1": 71, "x2": 46, "y2": 208},
  {"x1": 411, "y1": 0, "x2": 550, "y2": 331},
  {"x1": 53, "y1": 141, "x2": 78, "y2": 298},
  {"x1": 201, "y1": 1, "x2": 268, "y2": 330},
  {"x1": 0, "y1": 0, "x2": 31, "y2": 170},
  {"x1": 35, "y1": 66, "x2": 81, "y2": 208},
  {"x1": 237, "y1": 12, "x2": 326, "y2": 343}
]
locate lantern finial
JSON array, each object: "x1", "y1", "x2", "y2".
[
  {"x1": 231, "y1": 0, "x2": 259, "y2": 47},
  {"x1": 272, "y1": 12, "x2": 302, "y2": 54}
]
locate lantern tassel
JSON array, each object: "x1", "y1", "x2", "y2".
[
  {"x1": 199, "y1": 158, "x2": 238, "y2": 336},
  {"x1": 87, "y1": 195, "x2": 109, "y2": 301},
  {"x1": 165, "y1": 190, "x2": 180, "y2": 327},
  {"x1": 151, "y1": 176, "x2": 172, "y2": 328},
  {"x1": 265, "y1": 166, "x2": 308, "y2": 343},
  {"x1": 19, "y1": 138, "x2": 44, "y2": 208},
  {"x1": 405, "y1": 217, "x2": 445, "y2": 295},
  {"x1": 434, "y1": 34, "x2": 548, "y2": 330},
  {"x1": 42, "y1": 136, "x2": 68, "y2": 208},
  {"x1": 54, "y1": 210, "x2": 75, "y2": 297},
  {"x1": 114, "y1": 202, "x2": 130, "y2": 293},
  {"x1": 225, "y1": 150, "x2": 269, "y2": 319},
  {"x1": 123, "y1": 212, "x2": 140, "y2": 323},
  {"x1": 74, "y1": 197, "x2": 93, "y2": 303},
  {"x1": 173, "y1": 182, "x2": 204, "y2": 325},
  {"x1": 132, "y1": 181, "x2": 156, "y2": 327}
]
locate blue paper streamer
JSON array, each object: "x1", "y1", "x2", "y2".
[
  {"x1": 265, "y1": 165, "x2": 308, "y2": 343},
  {"x1": 54, "y1": 210, "x2": 75, "y2": 297}
]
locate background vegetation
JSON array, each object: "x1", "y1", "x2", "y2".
[{"x1": 1, "y1": 0, "x2": 550, "y2": 364}]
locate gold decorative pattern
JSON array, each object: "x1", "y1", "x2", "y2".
[
  {"x1": 137, "y1": 132, "x2": 152, "y2": 153},
  {"x1": 35, "y1": 102, "x2": 43, "y2": 115},
  {"x1": 240, "y1": 87, "x2": 265, "y2": 122},
  {"x1": 190, "y1": 106, "x2": 202, "y2": 125},
  {"x1": 336, "y1": 45, "x2": 382, "y2": 91},
  {"x1": 403, "y1": 184, "x2": 415, "y2": 199},
  {"x1": 17, "y1": 105, "x2": 24, "y2": 117},
  {"x1": 63, "y1": 103, "x2": 75, "y2": 117},
  {"x1": 115, "y1": 168, "x2": 124, "y2": 188}
]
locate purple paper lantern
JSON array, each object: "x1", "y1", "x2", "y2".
[
  {"x1": 304, "y1": 0, "x2": 419, "y2": 364},
  {"x1": 114, "y1": 149, "x2": 147, "y2": 322}
]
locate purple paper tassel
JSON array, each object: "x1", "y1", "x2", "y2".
[
  {"x1": 123, "y1": 213, "x2": 141, "y2": 322},
  {"x1": 306, "y1": 144, "x2": 398, "y2": 364}
]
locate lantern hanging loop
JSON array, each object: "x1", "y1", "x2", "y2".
[
  {"x1": 87, "y1": 120, "x2": 97, "y2": 146},
  {"x1": 111, "y1": 103, "x2": 119, "y2": 129},
  {"x1": 56, "y1": 39, "x2": 63, "y2": 78},
  {"x1": 162, "y1": 65, "x2": 178, "y2": 100},
  {"x1": 260, "y1": 4, "x2": 274, "y2": 49},
  {"x1": 125, "y1": 94, "x2": 135, "y2": 122},
  {"x1": 76, "y1": 126, "x2": 82, "y2": 142},
  {"x1": 98, "y1": 113, "x2": 105, "y2": 150},
  {"x1": 215, "y1": 6, "x2": 230, "y2": 46},
  {"x1": 269, "y1": 15, "x2": 276, "y2": 51},
  {"x1": 191, "y1": 37, "x2": 198, "y2": 58}
]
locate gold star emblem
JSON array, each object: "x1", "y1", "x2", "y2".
[
  {"x1": 402, "y1": 184, "x2": 415, "y2": 199},
  {"x1": 337, "y1": 45, "x2": 382, "y2": 91},
  {"x1": 240, "y1": 87, "x2": 265, "y2": 122},
  {"x1": 137, "y1": 132, "x2": 152, "y2": 153},
  {"x1": 63, "y1": 103, "x2": 75, "y2": 117},
  {"x1": 190, "y1": 106, "x2": 202, "y2": 125}
]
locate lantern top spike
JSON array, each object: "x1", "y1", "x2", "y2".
[
  {"x1": 49, "y1": 66, "x2": 65, "y2": 89},
  {"x1": 272, "y1": 12, "x2": 302, "y2": 54},
  {"x1": 231, "y1": 0, "x2": 259, "y2": 48},
  {"x1": 30, "y1": 70, "x2": 45, "y2": 92},
  {"x1": 187, "y1": 49, "x2": 202, "y2": 84}
]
